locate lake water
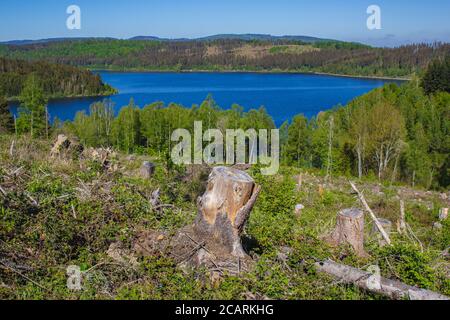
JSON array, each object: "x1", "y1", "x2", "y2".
[{"x1": 10, "y1": 71, "x2": 401, "y2": 126}]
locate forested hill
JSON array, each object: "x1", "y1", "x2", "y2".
[
  {"x1": 0, "y1": 57, "x2": 117, "y2": 99},
  {"x1": 0, "y1": 39, "x2": 449, "y2": 77}
]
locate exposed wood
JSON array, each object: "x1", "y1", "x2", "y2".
[
  {"x1": 0, "y1": 185, "x2": 7, "y2": 197},
  {"x1": 140, "y1": 161, "x2": 156, "y2": 179},
  {"x1": 296, "y1": 173, "x2": 303, "y2": 191},
  {"x1": 371, "y1": 218, "x2": 392, "y2": 246},
  {"x1": 439, "y1": 208, "x2": 448, "y2": 221},
  {"x1": 0, "y1": 260, "x2": 48, "y2": 292},
  {"x1": 194, "y1": 166, "x2": 261, "y2": 257},
  {"x1": 397, "y1": 200, "x2": 407, "y2": 234},
  {"x1": 150, "y1": 188, "x2": 161, "y2": 208},
  {"x1": 326, "y1": 208, "x2": 367, "y2": 257},
  {"x1": 406, "y1": 223, "x2": 424, "y2": 252},
  {"x1": 294, "y1": 204, "x2": 305, "y2": 218},
  {"x1": 315, "y1": 259, "x2": 449, "y2": 300},
  {"x1": 349, "y1": 181, "x2": 392, "y2": 245},
  {"x1": 9, "y1": 139, "x2": 15, "y2": 157}
]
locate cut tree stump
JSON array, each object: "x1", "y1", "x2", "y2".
[
  {"x1": 326, "y1": 208, "x2": 367, "y2": 257},
  {"x1": 140, "y1": 161, "x2": 156, "y2": 179},
  {"x1": 294, "y1": 204, "x2": 305, "y2": 218},
  {"x1": 194, "y1": 166, "x2": 261, "y2": 257},
  {"x1": 50, "y1": 134, "x2": 84, "y2": 160},
  {"x1": 439, "y1": 208, "x2": 448, "y2": 221}
]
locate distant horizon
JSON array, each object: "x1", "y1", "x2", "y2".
[
  {"x1": 1, "y1": 33, "x2": 449, "y2": 49},
  {"x1": 1, "y1": 1, "x2": 449, "y2": 47}
]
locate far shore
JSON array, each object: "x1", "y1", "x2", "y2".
[
  {"x1": 6, "y1": 91, "x2": 116, "y2": 103},
  {"x1": 90, "y1": 67, "x2": 411, "y2": 82}
]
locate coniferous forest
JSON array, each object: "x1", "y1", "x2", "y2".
[
  {"x1": 0, "y1": 56, "x2": 117, "y2": 99},
  {"x1": 1, "y1": 39, "x2": 449, "y2": 77}
]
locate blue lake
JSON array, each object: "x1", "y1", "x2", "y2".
[{"x1": 10, "y1": 71, "x2": 402, "y2": 126}]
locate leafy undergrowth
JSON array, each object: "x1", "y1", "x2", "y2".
[{"x1": 0, "y1": 135, "x2": 448, "y2": 300}]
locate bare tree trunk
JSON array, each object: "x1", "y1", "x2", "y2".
[
  {"x1": 194, "y1": 166, "x2": 261, "y2": 257},
  {"x1": 391, "y1": 154, "x2": 399, "y2": 183},
  {"x1": 45, "y1": 106, "x2": 49, "y2": 140},
  {"x1": 371, "y1": 218, "x2": 392, "y2": 246},
  {"x1": 326, "y1": 116, "x2": 334, "y2": 182},
  {"x1": 30, "y1": 114, "x2": 34, "y2": 138},
  {"x1": 315, "y1": 260, "x2": 449, "y2": 300},
  {"x1": 357, "y1": 147, "x2": 363, "y2": 180},
  {"x1": 14, "y1": 115, "x2": 17, "y2": 136},
  {"x1": 397, "y1": 200, "x2": 407, "y2": 234},
  {"x1": 326, "y1": 208, "x2": 367, "y2": 257},
  {"x1": 297, "y1": 173, "x2": 303, "y2": 191}
]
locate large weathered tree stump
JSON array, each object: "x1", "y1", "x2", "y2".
[
  {"x1": 50, "y1": 134, "x2": 84, "y2": 160},
  {"x1": 194, "y1": 166, "x2": 261, "y2": 257},
  {"x1": 326, "y1": 208, "x2": 367, "y2": 257}
]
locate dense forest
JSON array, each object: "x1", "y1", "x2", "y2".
[
  {"x1": 51, "y1": 58, "x2": 447, "y2": 190},
  {"x1": 1, "y1": 57, "x2": 448, "y2": 190},
  {"x1": 58, "y1": 83, "x2": 447, "y2": 190},
  {"x1": 1, "y1": 39, "x2": 449, "y2": 77},
  {"x1": 0, "y1": 57, "x2": 117, "y2": 99}
]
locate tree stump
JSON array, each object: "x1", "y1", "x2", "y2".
[
  {"x1": 194, "y1": 166, "x2": 261, "y2": 257},
  {"x1": 140, "y1": 161, "x2": 156, "y2": 179},
  {"x1": 50, "y1": 134, "x2": 84, "y2": 160},
  {"x1": 326, "y1": 208, "x2": 367, "y2": 257},
  {"x1": 296, "y1": 174, "x2": 303, "y2": 191},
  {"x1": 439, "y1": 208, "x2": 448, "y2": 221},
  {"x1": 294, "y1": 204, "x2": 305, "y2": 218}
]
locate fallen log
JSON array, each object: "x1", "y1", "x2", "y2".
[{"x1": 315, "y1": 259, "x2": 449, "y2": 300}]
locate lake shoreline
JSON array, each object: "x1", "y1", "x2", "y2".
[
  {"x1": 9, "y1": 71, "x2": 401, "y2": 127},
  {"x1": 6, "y1": 91, "x2": 117, "y2": 103},
  {"x1": 91, "y1": 68, "x2": 411, "y2": 82}
]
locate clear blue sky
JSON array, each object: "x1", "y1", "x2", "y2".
[{"x1": 1, "y1": 0, "x2": 449, "y2": 46}]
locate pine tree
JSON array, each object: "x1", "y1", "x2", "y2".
[
  {"x1": 0, "y1": 95, "x2": 14, "y2": 133},
  {"x1": 421, "y1": 56, "x2": 450, "y2": 95}
]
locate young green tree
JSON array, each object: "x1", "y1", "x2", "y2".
[
  {"x1": 112, "y1": 99, "x2": 141, "y2": 153},
  {"x1": 368, "y1": 101, "x2": 406, "y2": 180},
  {"x1": 17, "y1": 74, "x2": 48, "y2": 137},
  {"x1": 0, "y1": 95, "x2": 14, "y2": 133},
  {"x1": 72, "y1": 100, "x2": 115, "y2": 147},
  {"x1": 349, "y1": 103, "x2": 370, "y2": 179},
  {"x1": 285, "y1": 114, "x2": 311, "y2": 167}
]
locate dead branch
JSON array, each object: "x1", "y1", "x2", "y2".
[
  {"x1": 349, "y1": 181, "x2": 391, "y2": 245},
  {"x1": 0, "y1": 260, "x2": 48, "y2": 292}
]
